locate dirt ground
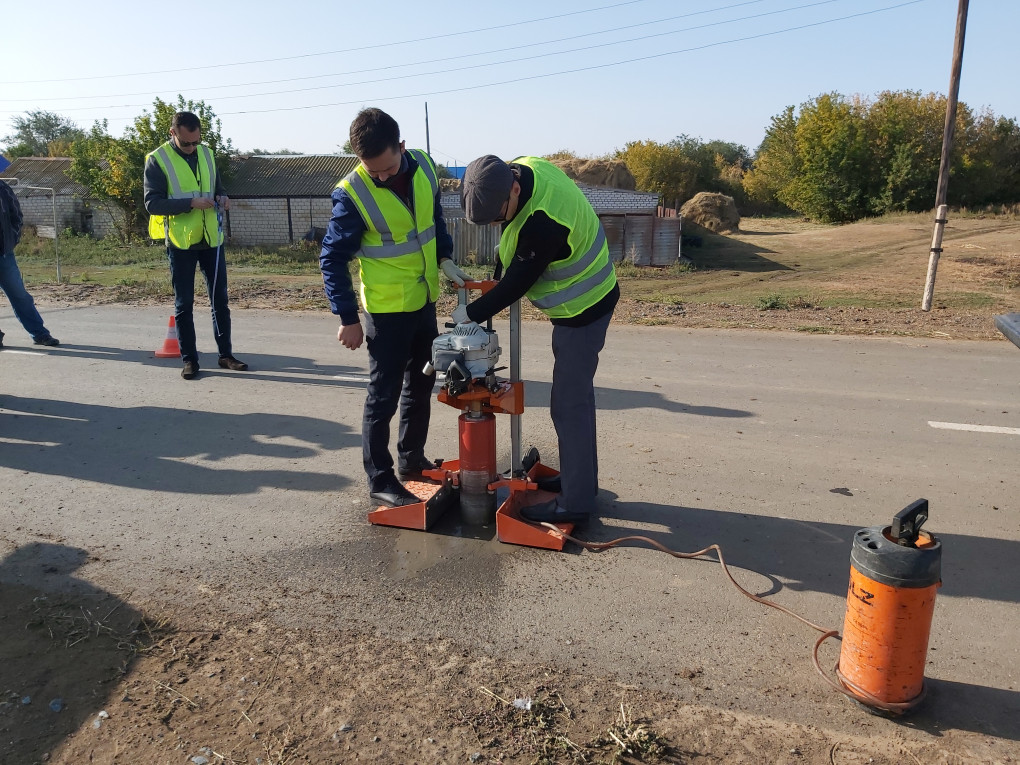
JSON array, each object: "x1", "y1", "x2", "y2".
[
  {"x1": 3, "y1": 219, "x2": 1017, "y2": 764},
  {"x1": 1, "y1": 584, "x2": 979, "y2": 765},
  {"x1": 19, "y1": 281, "x2": 1013, "y2": 344},
  {"x1": 21, "y1": 213, "x2": 1020, "y2": 344}
]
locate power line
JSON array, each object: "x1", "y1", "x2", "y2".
[
  {"x1": 212, "y1": 1, "x2": 926, "y2": 118},
  {"x1": 0, "y1": 0, "x2": 926, "y2": 122},
  {"x1": 0, "y1": 0, "x2": 672, "y2": 85},
  {"x1": 0, "y1": 0, "x2": 771, "y2": 103}
]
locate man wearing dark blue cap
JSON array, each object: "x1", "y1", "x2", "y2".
[{"x1": 456, "y1": 155, "x2": 618, "y2": 525}]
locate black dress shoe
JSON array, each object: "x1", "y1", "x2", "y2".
[
  {"x1": 218, "y1": 355, "x2": 249, "y2": 371},
  {"x1": 370, "y1": 481, "x2": 421, "y2": 507},
  {"x1": 397, "y1": 456, "x2": 441, "y2": 480},
  {"x1": 534, "y1": 475, "x2": 561, "y2": 493},
  {"x1": 519, "y1": 498, "x2": 589, "y2": 524}
]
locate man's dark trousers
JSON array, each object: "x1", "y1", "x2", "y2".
[
  {"x1": 362, "y1": 302, "x2": 439, "y2": 492},
  {"x1": 168, "y1": 244, "x2": 232, "y2": 364},
  {"x1": 550, "y1": 308, "x2": 613, "y2": 515}
]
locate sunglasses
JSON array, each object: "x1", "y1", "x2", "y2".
[{"x1": 177, "y1": 138, "x2": 201, "y2": 148}]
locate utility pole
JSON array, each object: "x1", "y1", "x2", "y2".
[
  {"x1": 425, "y1": 101, "x2": 431, "y2": 156},
  {"x1": 922, "y1": 0, "x2": 969, "y2": 311}
]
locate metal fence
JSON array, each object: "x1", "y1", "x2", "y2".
[
  {"x1": 447, "y1": 218, "x2": 502, "y2": 265},
  {"x1": 447, "y1": 214, "x2": 681, "y2": 267}
]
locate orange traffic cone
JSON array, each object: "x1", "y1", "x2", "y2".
[{"x1": 155, "y1": 316, "x2": 181, "y2": 358}]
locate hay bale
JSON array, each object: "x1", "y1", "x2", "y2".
[
  {"x1": 440, "y1": 178, "x2": 461, "y2": 192},
  {"x1": 551, "y1": 159, "x2": 636, "y2": 190},
  {"x1": 680, "y1": 192, "x2": 740, "y2": 233}
]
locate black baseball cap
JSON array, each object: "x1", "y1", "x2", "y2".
[{"x1": 460, "y1": 155, "x2": 514, "y2": 224}]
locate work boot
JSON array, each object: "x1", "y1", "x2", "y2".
[
  {"x1": 519, "y1": 498, "x2": 589, "y2": 525},
  {"x1": 33, "y1": 334, "x2": 59, "y2": 346},
  {"x1": 218, "y1": 355, "x2": 249, "y2": 371},
  {"x1": 182, "y1": 361, "x2": 199, "y2": 380}
]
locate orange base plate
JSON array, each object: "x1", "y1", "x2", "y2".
[
  {"x1": 367, "y1": 479, "x2": 455, "y2": 530},
  {"x1": 496, "y1": 462, "x2": 572, "y2": 550}
]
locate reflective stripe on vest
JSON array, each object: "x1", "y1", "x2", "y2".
[
  {"x1": 338, "y1": 148, "x2": 441, "y2": 313},
  {"x1": 499, "y1": 157, "x2": 616, "y2": 318},
  {"x1": 146, "y1": 143, "x2": 222, "y2": 248}
]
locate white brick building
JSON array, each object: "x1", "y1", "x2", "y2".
[
  {"x1": 225, "y1": 155, "x2": 357, "y2": 246},
  {"x1": 2, "y1": 157, "x2": 122, "y2": 238},
  {"x1": 4, "y1": 154, "x2": 679, "y2": 265}
]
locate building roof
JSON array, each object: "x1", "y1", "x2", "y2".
[
  {"x1": 440, "y1": 182, "x2": 660, "y2": 218},
  {"x1": 228, "y1": 154, "x2": 358, "y2": 197},
  {"x1": 0, "y1": 157, "x2": 90, "y2": 197}
]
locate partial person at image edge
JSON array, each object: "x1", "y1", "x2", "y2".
[{"x1": 0, "y1": 178, "x2": 60, "y2": 349}]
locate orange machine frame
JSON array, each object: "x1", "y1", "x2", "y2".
[{"x1": 368, "y1": 280, "x2": 572, "y2": 550}]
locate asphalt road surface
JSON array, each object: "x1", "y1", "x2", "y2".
[{"x1": 2, "y1": 304, "x2": 1017, "y2": 753}]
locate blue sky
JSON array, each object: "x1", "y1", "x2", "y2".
[{"x1": 1, "y1": 0, "x2": 1014, "y2": 169}]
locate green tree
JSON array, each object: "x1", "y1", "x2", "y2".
[
  {"x1": 744, "y1": 91, "x2": 1020, "y2": 222},
  {"x1": 69, "y1": 96, "x2": 234, "y2": 240},
  {"x1": 743, "y1": 106, "x2": 799, "y2": 209},
  {"x1": 954, "y1": 111, "x2": 1020, "y2": 206},
  {"x1": 866, "y1": 91, "x2": 960, "y2": 214},
  {"x1": 247, "y1": 147, "x2": 303, "y2": 155},
  {"x1": 68, "y1": 120, "x2": 141, "y2": 241},
  {"x1": 781, "y1": 93, "x2": 873, "y2": 223},
  {"x1": 617, "y1": 135, "x2": 715, "y2": 208},
  {"x1": 1, "y1": 110, "x2": 85, "y2": 158},
  {"x1": 742, "y1": 106, "x2": 799, "y2": 215}
]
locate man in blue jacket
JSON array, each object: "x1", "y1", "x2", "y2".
[{"x1": 319, "y1": 108, "x2": 468, "y2": 507}]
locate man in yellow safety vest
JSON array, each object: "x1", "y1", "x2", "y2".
[
  {"x1": 456, "y1": 155, "x2": 618, "y2": 525},
  {"x1": 144, "y1": 111, "x2": 247, "y2": 380},
  {"x1": 319, "y1": 108, "x2": 468, "y2": 507}
]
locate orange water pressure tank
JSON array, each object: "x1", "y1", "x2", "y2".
[{"x1": 837, "y1": 499, "x2": 942, "y2": 714}]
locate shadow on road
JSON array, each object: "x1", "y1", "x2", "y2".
[
  {"x1": 33, "y1": 344, "x2": 370, "y2": 388},
  {"x1": 523, "y1": 381, "x2": 754, "y2": 418},
  {"x1": 592, "y1": 496, "x2": 1019, "y2": 605},
  {"x1": 907, "y1": 678, "x2": 1020, "y2": 743},
  {"x1": 0, "y1": 542, "x2": 144, "y2": 764},
  {"x1": 0, "y1": 396, "x2": 357, "y2": 494}
]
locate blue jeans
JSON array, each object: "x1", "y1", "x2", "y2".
[
  {"x1": 168, "y1": 245, "x2": 232, "y2": 364},
  {"x1": 0, "y1": 251, "x2": 50, "y2": 340},
  {"x1": 362, "y1": 302, "x2": 439, "y2": 491}
]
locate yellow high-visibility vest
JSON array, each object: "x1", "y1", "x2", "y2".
[
  {"x1": 147, "y1": 142, "x2": 223, "y2": 248},
  {"x1": 338, "y1": 148, "x2": 440, "y2": 313},
  {"x1": 499, "y1": 157, "x2": 616, "y2": 318}
]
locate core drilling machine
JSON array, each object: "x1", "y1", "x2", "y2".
[{"x1": 367, "y1": 280, "x2": 576, "y2": 550}]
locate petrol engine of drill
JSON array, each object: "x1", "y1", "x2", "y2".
[{"x1": 425, "y1": 322, "x2": 501, "y2": 394}]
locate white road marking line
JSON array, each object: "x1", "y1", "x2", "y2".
[{"x1": 929, "y1": 421, "x2": 1020, "y2": 435}]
